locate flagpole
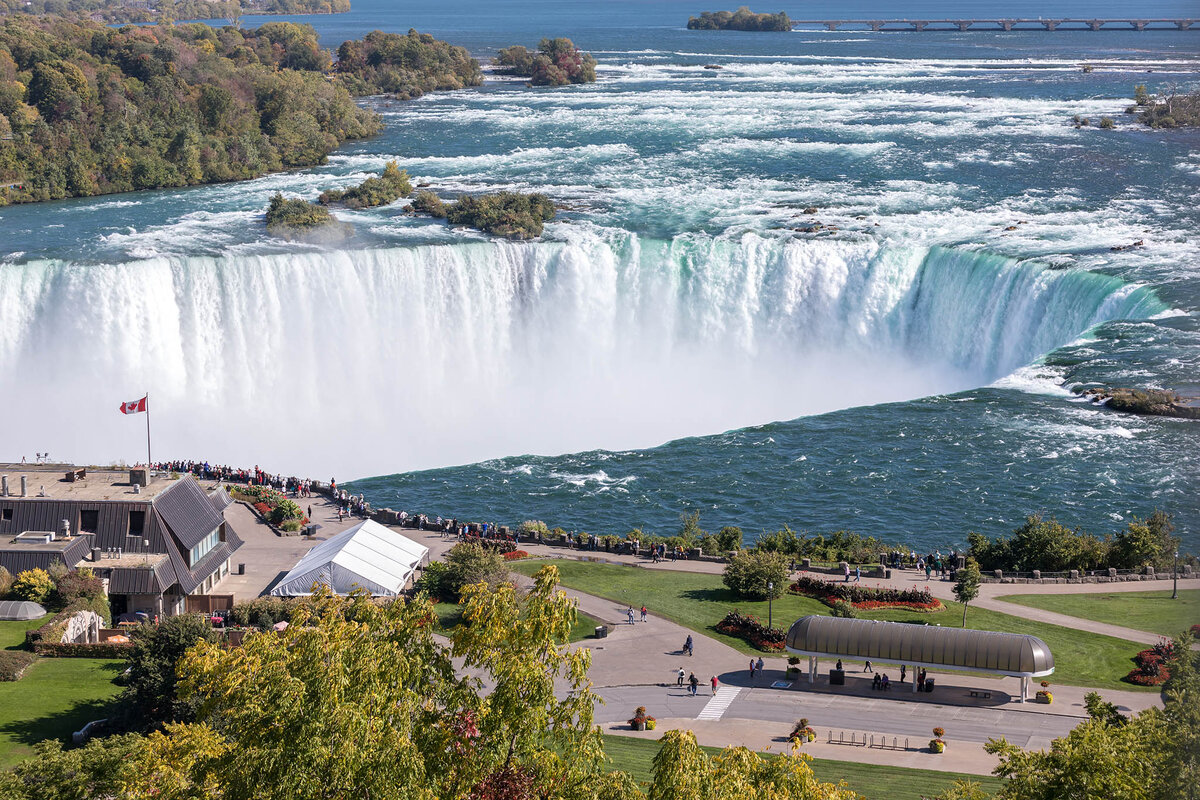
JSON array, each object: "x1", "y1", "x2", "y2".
[{"x1": 145, "y1": 393, "x2": 152, "y2": 469}]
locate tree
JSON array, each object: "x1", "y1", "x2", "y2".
[
  {"x1": 1109, "y1": 512, "x2": 1177, "y2": 570},
  {"x1": 444, "y1": 540, "x2": 509, "y2": 600},
  {"x1": 11, "y1": 568, "x2": 54, "y2": 603},
  {"x1": 0, "y1": 734, "x2": 145, "y2": 800},
  {"x1": 722, "y1": 550, "x2": 789, "y2": 600},
  {"x1": 953, "y1": 557, "x2": 981, "y2": 627},
  {"x1": 114, "y1": 614, "x2": 221, "y2": 732}
]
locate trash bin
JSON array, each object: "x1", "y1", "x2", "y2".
[
  {"x1": 595, "y1": 625, "x2": 608, "y2": 639},
  {"x1": 237, "y1": 563, "x2": 245, "y2": 575},
  {"x1": 925, "y1": 678, "x2": 935, "y2": 692},
  {"x1": 829, "y1": 669, "x2": 845, "y2": 685}
]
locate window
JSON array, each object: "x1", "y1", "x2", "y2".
[
  {"x1": 128, "y1": 510, "x2": 145, "y2": 537},
  {"x1": 1, "y1": 508, "x2": 11, "y2": 521},
  {"x1": 188, "y1": 527, "x2": 221, "y2": 567},
  {"x1": 80, "y1": 510, "x2": 99, "y2": 533}
]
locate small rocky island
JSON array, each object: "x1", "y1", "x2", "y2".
[
  {"x1": 410, "y1": 190, "x2": 556, "y2": 239},
  {"x1": 319, "y1": 161, "x2": 413, "y2": 208},
  {"x1": 265, "y1": 194, "x2": 347, "y2": 241},
  {"x1": 1077, "y1": 386, "x2": 1200, "y2": 420},
  {"x1": 494, "y1": 38, "x2": 596, "y2": 86},
  {"x1": 687, "y1": 7, "x2": 791, "y2": 31}
]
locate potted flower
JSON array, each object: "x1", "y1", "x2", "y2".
[
  {"x1": 646, "y1": 716, "x2": 657, "y2": 731},
  {"x1": 789, "y1": 718, "x2": 816, "y2": 743},
  {"x1": 1036, "y1": 681, "x2": 1053, "y2": 704},
  {"x1": 629, "y1": 706, "x2": 649, "y2": 731},
  {"x1": 929, "y1": 727, "x2": 946, "y2": 753}
]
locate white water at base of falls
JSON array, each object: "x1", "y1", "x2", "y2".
[{"x1": 0, "y1": 232, "x2": 1165, "y2": 477}]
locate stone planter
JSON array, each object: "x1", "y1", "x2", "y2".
[
  {"x1": 930, "y1": 740, "x2": 945, "y2": 753},
  {"x1": 632, "y1": 720, "x2": 646, "y2": 731}
]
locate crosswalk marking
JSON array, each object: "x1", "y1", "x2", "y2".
[{"x1": 695, "y1": 687, "x2": 740, "y2": 721}]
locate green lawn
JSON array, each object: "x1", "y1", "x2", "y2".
[
  {"x1": 512, "y1": 560, "x2": 1154, "y2": 692},
  {"x1": 433, "y1": 601, "x2": 602, "y2": 644},
  {"x1": 0, "y1": 616, "x2": 124, "y2": 769},
  {"x1": 998, "y1": 590, "x2": 1199, "y2": 638},
  {"x1": 600, "y1": 734, "x2": 1001, "y2": 799}
]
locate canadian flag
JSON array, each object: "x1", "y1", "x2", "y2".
[{"x1": 119, "y1": 396, "x2": 148, "y2": 415}]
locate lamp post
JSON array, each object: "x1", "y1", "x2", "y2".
[
  {"x1": 1172, "y1": 550, "x2": 1179, "y2": 600},
  {"x1": 768, "y1": 581, "x2": 774, "y2": 629}
]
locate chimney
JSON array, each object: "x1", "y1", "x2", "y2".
[
  {"x1": 91, "y1": 547, "x2": 101, "y2": 562},
  {"x1": 129, "y1": 468, "x2": 148, "y2": 487},
  {"x1": 1, "y1": 475, "x2": 7, "y2": 496},
  {"x1": 61, "y1": 519, "x2": 70, "y2": 539},
  {"x1": 20, "y1": 475, "x2": 27, "y2": 497}
]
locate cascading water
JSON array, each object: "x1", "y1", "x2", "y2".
[{"x1": 0, "y1": 232, "x2": 1164, "y2": 476}]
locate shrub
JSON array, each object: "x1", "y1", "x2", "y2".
[
  {"x1": 229, "y1": 596, "x2": 299, "y2": 630},
  {"x1": 830, "y1": 600, "x2": 856, "y2": 618},
  {"x1": 715, "y1": 611, "x2": 785, "y2": 652},
  {"x1": 722, "y1": 551, "x2": 789, "y2": 600},
  {"x1": 414, "y1": 560, "x2": 452, "y2": 600},
  {"x1": 11, "y1": 568, "x2": 54, "y2": 603},
  {"x1": 444, "y1": 542, "x2": 509, "y2": 601},
  {"x1": 410, "y1": 190, "x2": 448, "y2": 217},
  {"x1": 0, "y1": 565, "x2": 12, "y2": 598},
  {"x1": 789, "y1": 576, "x2": 941, "y2": 611},
  {"x1": 519, "y1": 520, "x2": 550, "y2": 537},
  {"x1": 1099, "y1": 116, "x2": 1115, "y2": 129},
  {"x1": 51, "y1": 570, "x2": 105, "y2": 609},
  {"x1": 0, "y1": 650, "x2": 37, "y2": 681},
  {"x1": 280, "y1": 519, "x2": 303, "y2": 532}
]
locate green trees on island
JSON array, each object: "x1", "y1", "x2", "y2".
[
  {"x1": 412, "y1": 189, "x2": 557, "y2": 239},
  {"x1": 335, "y1": 28, "x2": 482, "y2": 100},
  {"x1": 319, "y1": 160, "x2": 412, "y2": 207},
  {"x1": 495, "y1": 37, "x2": 596, "y2": 86},
  {"x1": 687, "y1": 7, "x2": 792, "y2": 31},
  {"x1": 0, "y1": 0, "x2": 351, "y2": 24},
  {"x1": 0, "y1": 17, "x2": 379, "y2": 205},
  {"x1": 1129, "y1": 83, "x2": 1200, "y2": 128},
  {"x1": 264, "y1": 193, "x2": 335, "y2": 237}
]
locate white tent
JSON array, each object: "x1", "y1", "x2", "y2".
[{"x1": 270, "y1": 519, "x2": 430, "y2": 597}]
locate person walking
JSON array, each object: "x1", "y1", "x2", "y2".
[
  {"x1": 640, "y1": 605, "x2": 648, "y2": 623},
  {"x1": 900, "y1": 664, "x2": 907, "y2": 683},
  {"x1": 685, "y1": 634, "x2": 693, "y2": 656},
  {"x1": 854, "y1": 566, "x2": 861, "y2": 582},
  {"x1": 843, "y1": 563, "x2": 851, "y2": 582},
  {"x1": 627, "y1": 607, "x2": 635, "y2": 625},
  {"x1": 689, "y1": 673, "x2": 699, "y2": 696},
  {"x1": 710, "y1": 675, "x2": 719, "y2": 695},
  {"x1": 749, "y1": 659, "x2": 756, "y2": 678},
  {"x1": 864, "y1": 660, "x2": 873, "y2": 673},
  {"x1": 677, "y1": 667, "x2": 686, "y2": 686},
  {"x1": 925, "y1": 562, "x2": 933, "y2": 580}
]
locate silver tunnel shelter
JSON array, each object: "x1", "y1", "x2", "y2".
[{"x1": 785, "y1": 615, "x2": 1054, "y2": 702}]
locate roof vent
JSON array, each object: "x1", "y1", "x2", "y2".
[{"x1": 15, "y1": 531, "x2": 55, "y2": 543}]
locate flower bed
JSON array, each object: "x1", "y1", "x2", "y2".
[
  {"x1": 235, "y1": 485, "x2": 306, "y2": 528},
  {"x1": 502, "y1": 550, "x2": 530, "y2": 561},
  {"x1": 788, "y1": 576, "x2": 943, "y2": 611},
  {"x1": 1125, "y1": 640, "x2": 1176, "y2": 686},
  {"x1": 715, "y1": 611, "x2": 786, "y2": 652}
]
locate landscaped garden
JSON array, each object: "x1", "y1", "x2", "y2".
[
  {"x1": 0, "y1": 618, "x2": 123, "y2": 768},
  {"x1": 599, "y1": 734, "x2": 1003, "y2": 799},
  {"x1": 509, "y1": 559, "x2": 1156, "y2": 691},
  {"x1": 998, "y1": 589, "x2": 1198, "y2": 637}
]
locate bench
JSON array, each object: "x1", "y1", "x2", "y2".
[{"x1": 968, "y1": 689, "x2": 992, "y2": 699}]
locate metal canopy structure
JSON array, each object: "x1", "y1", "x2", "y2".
[{"x1": 785, "y1": 615, "x2": 1054, "y2": 701}]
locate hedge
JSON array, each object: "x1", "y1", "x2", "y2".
[
  {"x1": 0, "y1": 650, "x2": 37, "y2": 680},
  {"x1": 32, "y1": 641, "x2": 134, "y2": 658},
  {"x1": 788, "y1": 576, "x2": 942, "y2": 611}
]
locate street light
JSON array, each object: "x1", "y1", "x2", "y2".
[
  {"x1": 1172, "y1": 550, "x2": 1179, "y2": 600},
  {"x1": 768, "y1": 581, "x2": 774, "y2": 629}
]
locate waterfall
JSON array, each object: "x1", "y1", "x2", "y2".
[{"x1": 0, "y1": 232, "x2": 1165, "y2": 476}]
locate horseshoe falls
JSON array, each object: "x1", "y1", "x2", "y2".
[{"x1": 1, "y1": 0, "x2": 1197, "y2": 547}]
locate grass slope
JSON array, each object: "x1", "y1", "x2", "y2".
[
  {"x1": 997, "y1": 589, "x2": 1199, "y2": 638},
  {"x1": 511, "y1": 560, "x2": 1154, "y2": 692},
  {"x1": 0, "y1": 617, "x2": 124, "y2": 768},
  {"x1": 600, "y1": 734, "x2": 1002, "y2": 799}
]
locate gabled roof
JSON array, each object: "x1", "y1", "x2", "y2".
[
  {"x1": 785, "y1": 615, "x2": 1054, "y2": 678},
  {"x1": 271, "y1": 520, "x2": 429, "y2": 597},
  {"x1": 157, "y1": 477, "x2": 225, "y2": 551}
]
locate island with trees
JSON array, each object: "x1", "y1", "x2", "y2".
[
  {"x1": 1128, "y1": 83, "x2": 1200, "y2": 128},
  {"x1": 0, "y1": 0, "x2": 351, "y2": 24},
  {"x1": 494, "y1": 37, "x2": 596, "y2": 86},
  {"x1": 319, "y1": 160, "x2": 412, "y2": 208},
  {"x1": 410, "y1": 189, "x2": 557, "y2": 239},
  {"x1": 0, "y1": 18, "x2": 482, "y2": 205},
  {"x1": 264, "y1": 193, "x2": 343, "y2": 239},
  {"x1": 687, "y1": 7, "x2": 791, "y2": 31}
]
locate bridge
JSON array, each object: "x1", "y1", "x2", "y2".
[{"x1": 790, "y1": 18, "x2": 1195, "y2": 32}]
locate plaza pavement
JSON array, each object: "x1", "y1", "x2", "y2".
[{"x1": 210, "y1": 500, "x2": 1194, "y2": 775}]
